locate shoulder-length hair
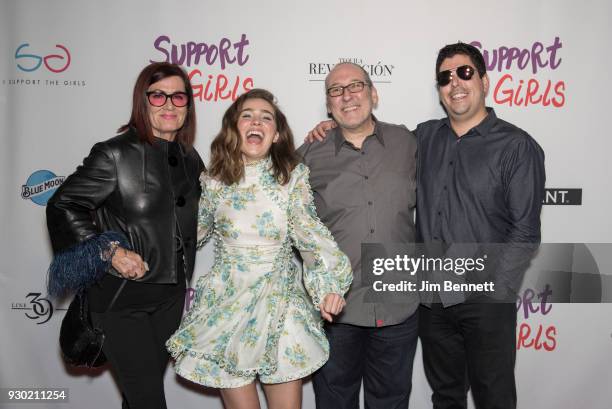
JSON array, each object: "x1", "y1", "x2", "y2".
[
  {"x1": 209, "y1": 89, "x2": 298, "y2": 186},
  {"x1": 118, "y1": 62, "x2": 196, "y2": 148}
]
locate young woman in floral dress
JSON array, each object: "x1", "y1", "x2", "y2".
[{"x1": 167, "y1": 89, "x2": 352, "y2": 409}]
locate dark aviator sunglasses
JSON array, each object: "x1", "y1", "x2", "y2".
[{"x1": 436, "y1": 65, "x2": 476, "y2": 87}]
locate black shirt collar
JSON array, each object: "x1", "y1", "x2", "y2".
[{"x1": 438, "y1": 107, "x2": 497, "y2": 138}]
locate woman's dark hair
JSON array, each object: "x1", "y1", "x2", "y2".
[
  {"x1": 209, "y1": 89, "x2": 299, "y2": 186},
  {"x1": 118, "y1": 62, "x2": 196, "y2": 148}
]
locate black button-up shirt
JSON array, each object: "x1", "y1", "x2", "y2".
[
  {"x1": 415, "y1": 108, "x2": 545, "y2": 305},
  {"x1": 297, "y1": 119, "x2": 418, "y2": 326}
]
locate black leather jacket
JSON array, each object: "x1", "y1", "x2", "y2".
[{"x1": 46, "y1": 129, "x2": 204, "y2": 283}]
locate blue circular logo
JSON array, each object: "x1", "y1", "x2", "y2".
[{"x1": 21, "y1": 170, "x2": 65, "y2": 206}]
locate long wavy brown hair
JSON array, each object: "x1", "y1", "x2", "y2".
[{"x1": 209, "y1": 89, "x2": 299, "y2": 185}]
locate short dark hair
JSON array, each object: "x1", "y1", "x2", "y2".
[
  {"x1": 118, "y1": 62, "x2": 196, "y2": 148},
  {"x1": 436, "y1": 42, "x2": 487, "y2": 78},
  {"x1": 209, "y1": 88, "x2": 299, "y2": 186}
]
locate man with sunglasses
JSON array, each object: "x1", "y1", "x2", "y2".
[
  {"x1": 304, "y1": 43, "x2": 545, "y2": 409},
  {"x1": 297, "y1": 62, "x2": 419, "y2": 409},
  {"x1": 416, "y1": 42, "x2": 545, "y2": 409}
]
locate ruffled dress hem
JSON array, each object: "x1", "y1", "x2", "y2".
[{"x1": 168, "y1": 347, "x2": 329, "y2": 388}]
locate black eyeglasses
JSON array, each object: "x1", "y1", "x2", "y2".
[
  {"x1": 436, "y1": 65, "x2": 476, "y2": 86},
  {"x1": 326, "y1": 81, "x2": 370, "y2": 97},
  {"x1": 146, "y1": 91, "x2": 189, "y2": 107}
]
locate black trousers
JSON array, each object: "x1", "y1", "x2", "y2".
[
  {"x1": 91, "y1": 293, "x2": 184, "y2": 409},
  {"x1": 312, "y1": 313, "x2": 418, "y2": 409},
  {"x1": 419, "y1": 303, "x2": 517, "y2": 409}
]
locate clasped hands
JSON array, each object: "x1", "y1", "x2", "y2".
[{"x1": 111, "y1": 247, "x2": 148, "y2": 280}]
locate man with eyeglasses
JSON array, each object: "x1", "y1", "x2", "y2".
[
  {"x1": 304, "y1": 43, "x2": 545, "y2": 409},
  {"x1": 416, "y1": 42, "x2": 545, "y2": 409},
  {"x1": 297, "y1": 62, "x2": 419, "y2": 409}
]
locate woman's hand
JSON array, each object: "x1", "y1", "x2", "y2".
[
  {"x1": 111, "y1": 247, "x2": 148, "y2": 280},
  {"x1": 320, "y1": 293, "x2": 346, "y2": 322}
]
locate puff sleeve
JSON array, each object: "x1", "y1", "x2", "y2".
[
  {"x1": 288, "y1": 164, "x2": 352, "y2": 308},
  {"x1": 196, "y1": 173, "x2": 217, "y2": 248}
]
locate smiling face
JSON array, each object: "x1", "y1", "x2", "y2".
[
  {"x1": 238, "y1": 98, "x2": 279, "y2": 164},
  {"x1": 438, "y1": 54, "x2": 489, "y2": 129},
  {"x1": 146, "y1": 75, "x2": 187, "y2": 141},
  {"x1": 325, "y1": 63, "x2": 378, "y2": 135}
]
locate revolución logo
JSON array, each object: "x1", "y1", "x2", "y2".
[
  {"x1": 308, "y1": 57, "x2": 395, "y2": 84},
  {"x1": 21, "y1": 170, "x2": 65, "y2": 206}
]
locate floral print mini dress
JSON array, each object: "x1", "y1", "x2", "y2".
[{"x1": 166, "y1": 158, "x2": 352, "y2": 388}]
